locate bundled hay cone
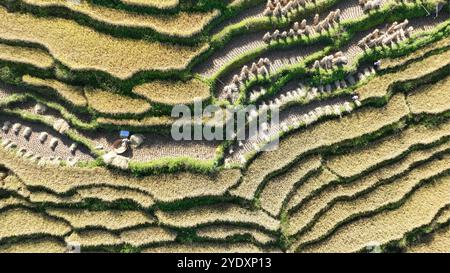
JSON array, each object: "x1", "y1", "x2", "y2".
[
  {"x1": 102, "y1": 151, "x2": 130, "y2": 170},
  {"x1": 39, "y1": 132, "x2": 48, "y2": 143},
  {"x1": 34, "y1": 103, "x2": 47, "y2": 114},
  {"x1": 22, "y1": 127, "x2": 32, "y2": 139},
  {"x1": 11, "y1": 123, "x2": 21, "y2": 134},
  {"x1": 53, "y1": 119, "x2": 70, "y2": 134},
  {"x1": 2, "y1": 121, "x2": 11, "y2": 132},
  {"x1": 130, "y1": 134, "x2": 145, "y2": 148}
]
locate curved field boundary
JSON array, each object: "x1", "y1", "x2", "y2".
[
  {"x1": 300, "y1": 173, "x2": 450, "y2": 253},
  {"x1": 294, "y1": 154, "x2": 450, "y2": 250},
  {"x1": 285, "y1": 168, "x2": 339, "y2": 213},
  {"x1": 28, "y1": 185, "x2": 156, "y2": 209},
  {"x1": 0, "y1": 7, "x2": 208, "y2": 80},
  {"x1": 132, "y1": 78, "x2": 211, "y2": 106},
  {"x1": 196, "y1": 225, "x2": 277, "y2": 245},
  {"x1": 326, "y1": 119, "x2": 450, "y2": 179},
  {"x1": 0, "y1": 146, "x2": 242, "y2": 203},
  {"x1": 142, "y1": 242, "x2": 276, "y2": 253},
  {"x1": 230, "y1": 93, "x2": 409, "y2": 200},
  {"x1": 0, "y1": 237, "x2": 67, "y2": 253},
  {"x1": 7, "y1": 0, "x2": 220, "y2": 42},
  {"x1": 45, "y1": 208, "x2": 155, "y2": 230},
  {"x1": 22, "y1": 75, "x2": 88, "y2": 108},
  {"x1": 407, "y1": 74, "x2": 450, "y2": 115},
  {"x1": 258, "y1": 155, "x2": 322, "y2": 217},
  {"x1": 0, "y1": 43, "x2": 53, "y2": 70},
  {"x1": 0, "y1": 207, "x2": 71, "y2": 242},
  {"x1": 155, "y1": 203, "x2": 280, "y2": 232},
  {"x1": 66, "y1": 226, "x2": 177, "y2": 248},
  {"x1": 287, "y1": 139, "x2": 450, "y2": 240}
]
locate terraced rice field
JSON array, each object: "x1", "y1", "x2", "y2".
[{"x1": 0, "y1": 0, "x2": 449, "y2": 253}]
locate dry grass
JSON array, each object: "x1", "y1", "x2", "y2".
[
  {"x1": 46, "y1": 208, "x2": 155, "y2": 230},
  {"x1": 326, "y1": 121, "x2": 450, "y2": 178},
  {"x1": 23, "y1": 0, "x2": 218, "y2": 38},
  {"x1": 0, "y1": 43, "x2": 53, "y2": 69},
  {"x1": 22, "y1": 75, "x2": 87, "y2": 107},
  {"x1": 65, "y1": 226, "x2": 177, "y2": 248},
  {"x1": 379, "y1": 36, "x2": 450, "y2": 70},
  {"x1": 132, "y1": 79, "x2": 210, "y2": 105},
  {"x1": 286, "y1": 169, "x2": 339, "y2": 212},
  {"x1": 0, "y1": 208, "x2": 70, "y2": 240},
  {"x1": 196, "y1": 225, "x2": 276, "y2": 245},
  {"x1": 407, "y1": 75, "x2": 450, "y2": 115},
  {"x1": 287, "y1": 140, "x2": 450, "y2": 238},
  {"x1": 231, "y1": 94, "x2": 410, "y2": 200},
  {"x1": 29, "y1": 186, "x2": 155, "y2": 208},
  {"x1": 84, "y1": 88, "x2": 151, "y2": 115},
  {"x1": 66, "y1": 230, "x2": 121, "y2": 247},
  {"x1": 259, "y1": 155, "x2": 321, "y2": 217},
  {"x1": 142, "y1": 243, "x2": 272, "y2": 253},
  {"x1": 301, "y1": 173, "x2": 450, "y2": 253},
  {"x1": 29, "y1": 191, "x2": 81, "y2": 204},
  {"x1": 0, "y1": 196, "x2": 32, "y2": 210},
  {"x1": 406, "y1": 225, "x2": 450, "y2": 253},
  {"x1": 121, "y1": 226, "x2": 177, "y2": 247},
  {"x1": 0, "y1": 7, "x2": 208, "y2": 79},
  {"x1": 359, "y1": 49, "x2": 450, "y2": 101},
  {"x1": 120, "y1": 0, "x2": 179, "y2": 9},
  {"x1": 0, "y1": 238, "x2": 66, "y2": 253},
  {"x1": 155, "y1": 203, "x2": 280, "y2": 232},
  {"x1": 434, "y1": 207, "x2": 450, "y2": 225},
  {"x1": 97, "y1": 116, "x2": 175, "y2": 127},
  {"x1": 77, "y1": 187, "x2": 155, "y2": 208},
  {"x1": 294, "y1": 154, "x2": 450, "y2": 248},
  {"x1": 0, "y1": 147, "x2": 241, "y2": 202}
]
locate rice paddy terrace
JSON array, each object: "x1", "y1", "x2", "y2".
[{"x1": 0, "y1": 0, "x2": 449, "y2": 253}]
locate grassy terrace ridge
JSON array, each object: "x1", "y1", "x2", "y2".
[
  {"x1": 285, "y1": 169, "x2": 339, "y2": 212},
  {"x1": 293, "y1": 154, "x2": 450, "y2": 251},
  {"x1": 0, "y1": 43, "x2": 53, "y2": 70},
  {"x1": 120, "y1": 0, "x2": 179, "y2": 9},
  {"x1": 22, "y1": 75, "x2": 87, "y2": 107},
  {"x1": 5, "y1": 0, "x2": 220, "y2": 42},
  {"x1": 0, "y1": 6, "x2": 208, "y2": 80},
  {"x1": 325, "y1": 119, "x2": 450, "y2": 179},
  {"x1": 258, "y1": 155, "x2": 322, "y2": 217},
  {"x1": 84, "y1": 88, "x2": 152, "y2": 116},
  {"x1": 358, "y1": 48, "x2": 450, "y2": 102},
  {"x1": 286, "y1": 137, "x2": 450, "y2": 240},
  {"x1": 0, "y1": 207, "x2": 71, "y2": 241},
  {"x1": 0, "y1": 238, "x2": 67, "y2": 253},
  {"x1": 196, "y1": 225, "x2": 276, "y2": 245},
  {"x1": 141, "y1": 242, "x2": 273, "y2": 253},
  {"x1": 230, "y1": 93, "x2": 410, "y2": 200},
  {"x1": 154, "y1": 203, "x2": 280, "y2": 232},
  {"x1": 45, "y1": 208, "x2": 155, "y2": 230},
  {"x1": 132, "y1": 78, "x2": 211, "y2": 105},
  {"x1": 66, "y1": 227, "x2": 177, "y2": 248},
  {"x1": 407, "y1": 75, "x2": 450, "y2": 115},
  {"x1": 207, "y1": 3, "x2": 449, "y2": 106},
  {"x1": 28, "y1": 186, "x2": 156, "y2": 209},
  {"x1": 301, "y1": 172, "x2": 450, "y2": 253},
  {"x1": 0, "y1": 145, "x2": 242, "y2": 203}
]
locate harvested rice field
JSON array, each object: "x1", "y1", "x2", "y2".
[{"x1": 0, "y1": 0, "x2": 449, "y2": 254}]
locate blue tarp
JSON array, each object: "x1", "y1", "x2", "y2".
[{"x1": 120, "y1": 130, "x2": 130, "y2": 138}]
